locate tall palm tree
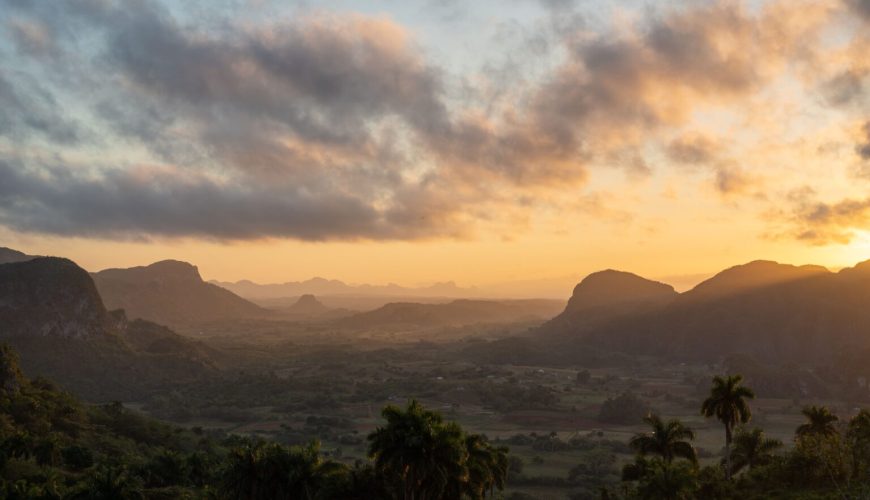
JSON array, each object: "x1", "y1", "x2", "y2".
[
  {"x1": 368, "y1": 400, "x2": 468, "y2": 500},
  {"x1": 701, "y1": 374, "x2": 755, "y2": 480},
  {"x1": 463, "y1": 434, "x2": 508, "y2": 499},
  {"x1": 629, "y1": 414, "x2": 697, "y2": 464},
  {"x1": 796, "y1": 405, "x2": 839, "y2": 438},
  {"x1": 728, "y1": 427, "x2": 782, "y2": 475}
]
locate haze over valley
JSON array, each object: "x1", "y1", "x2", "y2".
[{"x1": 2, "y1": 0, "x2": 870, "y2": 497}]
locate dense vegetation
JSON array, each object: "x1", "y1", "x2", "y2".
[
  {"x1": 8, "y1": 326, "x2": 870, "y2": 499},
  {"x1": 613, "y1": 375, "x2": 870, "y2": 499},
  {"x1": 0, "y1": 345, "x2": 508, "y2": 499}
]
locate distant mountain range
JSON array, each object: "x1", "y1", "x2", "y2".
[
  {"x1": 93, "y1": 260, "x2": 268, "y2": 330},
  {"x1": 212, "y1": 277, "x2": 476, "y2": 300},
  {"x1": 540, "y1": 259, "x2": 870, "y2": 363},
  {"x1": 8, "y1": 242, "x2": 870, "y2": 372}
]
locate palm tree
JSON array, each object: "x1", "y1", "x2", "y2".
[
  {"x1": 629, "y1": 414, "x2": 697, "y2": 464},
  {"x1": 463, "y1": 434, "x2": 508, "y2": 499},
  {"x1": 728, "y1": 427, "x2": 782, "y2": 475},
  {"x1": 796, "y1": 405, "x2": 839, "y2": 438},
  {"x1": 622, "y1": 455, "x2": 654, "y2": 482},
  {"x1": 368, "y1": 400, "x2": 468, "y2": 500},
  {"x1": 701, "y1": 374, "x2": 754, "y2": 480}
]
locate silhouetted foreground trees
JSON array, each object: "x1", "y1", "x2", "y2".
[
  {"x1": 612, "y1": 374, "x2": 870, "y2": 499},
  {"x1": 0, "y1": 344, "x2": 508, "y2": 499}
]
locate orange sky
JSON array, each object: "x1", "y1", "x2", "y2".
[{"x1": 1, "y1": 0, "x2": 869, "y2": 297}]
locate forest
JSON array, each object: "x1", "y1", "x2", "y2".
[{"x1": 4, "y1": 341, "x2": 870, "y2": 499}]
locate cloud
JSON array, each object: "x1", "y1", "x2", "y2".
[
  {"x1": 849, "y1": 0, "x2": 870, "y2": 20},
  {"x1": 780, "y1": 187, "x2": 870, "y2": 244},
  {"x1": 0, "y1": 0, "x2": 861, "y2": 243},
  {"x1": 0, "y1": 156, "x2": 461, "y2": 241},
  {"x1": 666, "y1": 134, "x2": 723, "y2": 165},
  {"x1": 858, "y1": 121, "x2": 870, "y2": 160},
  {"x1": 0, "y1": 71, "x2": 81, "y2": 143},
  {"x1": 7, "y1": 18, "x2": 56, "y2": 58}
]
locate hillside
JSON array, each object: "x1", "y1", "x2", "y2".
[
  {"x1": 0, "y1": 246, "x2": 36, "y2": 264},
  {"x1": 0, "y1": 257, "x2": 216, "y2": 400},
  {"x1": 93, "y1": 260, "x2": 268, "y2": 329},
  {"x1": 544, "y1": 260, "x2": 870, "y2": 363},
  {"x1": 338, "y1": 299, "x2": 565, "y2": 330},
  {"x1": 540, "y1": 269, "x2": 678, "y2": 334}
]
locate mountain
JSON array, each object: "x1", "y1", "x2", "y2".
[
  {"x1": 0, "y1": 257, "x2": 216, "y2": 400},
  {"x1": 540, "y1": 270, "x2": 677, "y2": 334},
  {"x1": 544, "y1": 259, "x2": 870, "y2": 363},
  {"x1": 0, "y1": 246, "x2": 36, "y2": 265},
  {"x1": 212, "y1": 277, "x2": 475, "y2": 301},
  {"x1": 93, "y1": 260, "x2": 268, "y2": 329},
  {"x1": 680, "y1": 260, "x2": 829, "y2": 302},
  {"x1": 286, "y1": 294, "x2": 330, "y2": 315},
  {"x1": 0, "y1": 257, "x2": 116, "y2": 339},
  {"x1": 338, "y1": 299, "x2": 565, "y2": 330}
]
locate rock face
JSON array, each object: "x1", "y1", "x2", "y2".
[
  {"x1": 0, "y1": 257, "x2": 216, "y2": 400},
  {"x1": 93, "y1": 260, "x2": 267, "y2": 328},
  {"x1": 0, "y1": 257, "x2": 114, "y2": 339}
]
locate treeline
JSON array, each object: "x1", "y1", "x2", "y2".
[
  {"x1": 0, "y1": 345, "x2": 508, "y2": 499},
  {"x1": 613, "y1": 374, "x2": 870, "y2": 499}
]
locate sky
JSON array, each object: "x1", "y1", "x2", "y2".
[{"x1": 1, "y1": 0, "x2": 869, "y2": 296}]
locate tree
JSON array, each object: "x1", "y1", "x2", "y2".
[
  {"x1": 368, "y1": 400, "x2": 469, "y2": 500},
  {"x1": 464, "y1": 434, "x2": 508, "y2": 499},
  {"x1": 629, "y1": 414, "x2": 697, "y2": 464},
  {"x1": 0, "y1": 344, "x2": 25, "y2": 396},
  {"x1": 796, "y1": 405, "x2": 839, "y2": 439},
  {"x1": 847, "y1": 409, "x2": 870, "y2": 478},
  {"x1": 701, "y1": 374, "x2": 754, "y2": 480},
  {"x1": 635, "y1": 459, "x2": 698, "y2": 500},
  {"x1": 222, "y1": 442, "x2": 265, "y2": 500},
  {"x1": 728, "y1": 427, "x2": 781, "y2": 475},
  {"x1": 70, "y1": 465, "x2": 144, "y2": 500},
  {"x1": 221, "y1": 440, "x2": 343, "y2": 500}
]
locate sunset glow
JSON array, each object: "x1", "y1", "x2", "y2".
[{"x1": 1, "y1": 0, "x2": 869, "y2": 294}]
